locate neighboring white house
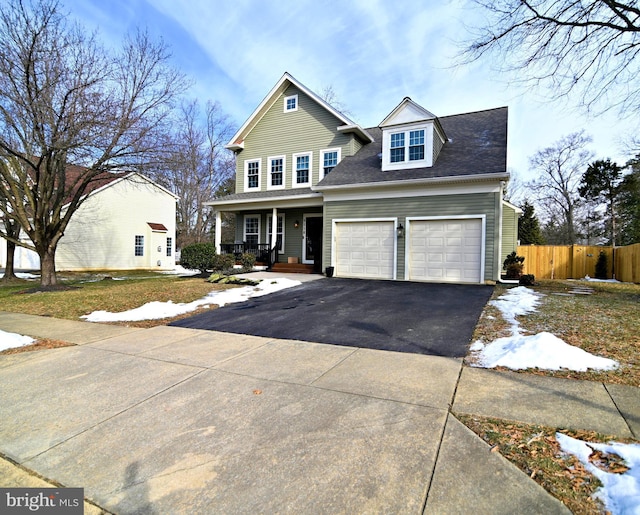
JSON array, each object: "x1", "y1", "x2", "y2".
[{"x1": 0, "y1": 172, "x2": 178, "y2": 271}]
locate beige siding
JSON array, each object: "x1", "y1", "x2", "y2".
[
  {"x1": 235, "y1": 85, "x2": 358, "y2": 192},
  {"x1": 324, "y1": 192, "x2": 500, "y2": 281},
  {"x1": 55, "y1": 176, "x2": 177, "y2": 271},
  {"x1": 501, "y1": 203, "x2": 519, "y2": 266}
]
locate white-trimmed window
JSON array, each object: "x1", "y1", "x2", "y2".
[
  {"x1": 244, "y1": 159, "x2": 260, "y2": 191},
  {"x1": 284, "y1": 94, "x2": 298, "y2": 112},
  {"x1": 382, "y1": 124, "x2": 431, "y2": 171},
  {"x1": 244, "y1": 215, "x2": 260, "y2": 246},
  {"x1": 320, "y1": 148, "x2": 341, "y2": 178},
  {"x1": 267, "y1": 155, "x2": 286, "y2": 190},
  {"x1": 293, "y1": 152, "x2": 312, "y2": 187},
  {"x1": 134, "y1": 235, "x2": 144, "y2": 256},
  {"x1": 166, "y1": 237, "x2": 172, "y2": 257},
  {"x1": 267, "y1": 214, "x2": 285, "y2": 253}
]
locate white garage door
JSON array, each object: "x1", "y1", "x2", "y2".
[
  {"x1": 335, "y1": 221, "x2": 395, "y2": 279},
  {"x1": 408, "y1": 219, "x2": 483, "y2": 283}
]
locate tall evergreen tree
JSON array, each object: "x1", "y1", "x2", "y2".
[
  {"x1": 518, "y1": 201, "x2": 545, "y2": 245},
  {"x1": 618, "y1": 157, "x2": 640, "y2": 245},
  {"x1": 579, "y1": 159, "x2": 624, "y2": 246}
]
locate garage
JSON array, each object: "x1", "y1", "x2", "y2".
[
  {"x1": 334, "y1": 220, "x2": 395, "y2": 279},
  {"x1": 408, "y1": 218, "x2": 483, "y2": 283}
]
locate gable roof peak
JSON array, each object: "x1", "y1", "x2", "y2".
[
  {"x1": 379, "y1": 97, "x2": 438, "y2": 128},
  {"x1": 225, "y1": 73, "x2": 373, "y2": 150}
]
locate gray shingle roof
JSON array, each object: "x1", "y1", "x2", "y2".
[
  {"x1": 317, "y1": 107, "x2": 508, "y2": 188},
  {"x1": 207, "y1": 187, "x2": 319, "y2": 204}
]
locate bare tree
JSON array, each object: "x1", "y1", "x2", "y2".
[
  {"x1": 463, "y1": 1, "x2": 640, "y2": 115},
  {"x1": 148, "y1": 100, "x2": 235, "y2": 249},
  {"x1": 319, "y1": 85, "x2": 353, "y2": 118},
  {"x1": 0, "y1": 0, "x2": 187, "y2": 287},
  {"x1": 527, "y1": 132, "x2": 594, "y2": 244}
]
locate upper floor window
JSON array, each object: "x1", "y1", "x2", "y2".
[
  {"x1": 245, "y1": 159, "x2": 260, "y2": 190},
  {"x1": 390, "y1": 133, "x2": 405, "y2": 163},
  {"x1": 284, "y1": 94, "x2": 298, "y2": 112},
  {"x1": 382, "y1": 125, "x2": 431, "y2": 171},
  {"x1": 268, "y1": 156, "x2": 285, "y2": 190},
  {"x1": 321, "y1": 148, "x2": 341, "y2": 178},
  {"x1": 293, "y1": 152, "x2": 312, "y2": 187},
  {"x1": 409, "y1": 129, "x2": 425, "y2": 161}
]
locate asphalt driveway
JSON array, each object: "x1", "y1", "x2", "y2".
[{"x1": 171, "y1": 278, "x2": 494, "y2": 357}]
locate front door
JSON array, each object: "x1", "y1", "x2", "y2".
[{"x1": 302, "y1": 215, "x2": 322, "y2": 270}]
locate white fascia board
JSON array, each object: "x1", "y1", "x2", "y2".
[
  {"x1": 314, "y1": 172, "x2": 510, "y2": 193},
  {"x1": 206, "y1": 192, "x2": 323, "y2": 211},
  {"x1": 502, "y1": 199, "x2": 524, "y2": 214},
  {"x1": 337, "y1": 124, "x2": 374, "y2": 143}
]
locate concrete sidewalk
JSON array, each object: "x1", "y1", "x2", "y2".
[{"x1": 0, "y1": 312, "x2": 637, "y2": 514}]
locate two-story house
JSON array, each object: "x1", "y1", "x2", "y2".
[{"x1": 208, "y1": 73, "x2": 519, "y2": 283}]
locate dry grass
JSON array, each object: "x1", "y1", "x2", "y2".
[
  {"x1": 468, "y1": 279, "x2": 640, "y2": 386},
  {"x1": 0, "y1": 272, "x2": 239, "y2": 351},
  {"x1": 0, "y1": 273, "x2": 233, "y2": 322},
  {"x1": 458, "y1": 413, "x2": 638, "y2": 515}
]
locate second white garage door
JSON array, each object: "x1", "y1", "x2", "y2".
[
  {"x1": 335, "y1": 221, "x2": 395, "y2": 279},
  {"x1": 408, "y1": 218, "x2": 483, "y2": 283}
]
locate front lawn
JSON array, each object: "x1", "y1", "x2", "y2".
[
  {"x1": 0, "y1": 271, "x2": 232, "y2": 329},
  {"x1": 468, "y1": 279, "x2": 640, "y2": 387}
]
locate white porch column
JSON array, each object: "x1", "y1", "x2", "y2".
[
  {"x1": 214, "y1": 211, "x2": 222, "y2": 254},
  {"x1": 271, "y1": 207, "x2": 278, "y2": 248}
]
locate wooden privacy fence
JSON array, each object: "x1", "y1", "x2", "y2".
[{"x1": 517, "y1": 244, "x2": 640, "y2": 283}]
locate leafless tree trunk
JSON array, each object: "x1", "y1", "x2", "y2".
[
  {"x1": 148, "y1": 100, "x2": 235, "y2": 249},
  {"x1": 527, "y1": 132, "x2": 594, "y2": 244},
  {"x1": 0, "y1": 0, "x2": 187, "y2": 287}
]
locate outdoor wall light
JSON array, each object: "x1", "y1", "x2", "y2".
[
  {"x1": 294, "y1": 220, "x2": 300, "y2": 228},
  {"x1": 397, "y1": 223, "x2": 405, "y2": 238}
]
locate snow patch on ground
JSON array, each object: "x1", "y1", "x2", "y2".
[
  {"x1": 470, "y1": 286, "x2": 618, "y2": 372},
  {"x1": 81, "y1": 277, "x2": 301, "y2": 322},
  {"x1": 557, "y1": 433, "x2": 640, "y2": 515},
  {"x1": 0, "y1": 330, "x2": 35, "y2": 352}
]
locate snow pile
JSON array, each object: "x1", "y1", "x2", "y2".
[
  {"x1": 557, "y1": 433, "x2": 640, "y2": 514},
  {"x1": 583, "y1": 275, "x2": 621, "y2": 284},
  {"x1": 470, "y1": 286, "x2": 618, "y2": 372},
  {"x1": 0, "y1": 329, "x2": 35, "y2": 352},
  {"x1": 81, "y1": 277, "x2": 301, "y2": 322}
]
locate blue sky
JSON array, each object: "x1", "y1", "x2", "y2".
[{"x1": 65, "y1": 0, "x2": 635, "y2": 182}]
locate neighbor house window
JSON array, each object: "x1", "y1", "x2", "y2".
[
  {"x1": 321, "y1": 148, "x2": 340, "y2": 178},
  {"x1": 268, "y1": 156, "x2": 285, "y2": 190},
  {"x1": 409, "y1": 129, "x2": 425, "y2": 161},
  {"x1": 245, "y1": 159, "x2": 260, "y2": 190},
  {"x1": 293, "y1": 152, "x2": 312, "y2": 187},
  {"x1": 134, "y1": 235, "x2": 144, "y2": 256},
  {"x1": 284, "y1": 94, "x2": 298, "y2": 112},
  {"x1": 166, "y1": 237, "x2": 172, "y2": 257},
  {"x1": 267, "y1": 215, "x2": 284, "y2": 252},
  {"x1": 244, "y1": 215, "x2": 260, "y2": 247}
]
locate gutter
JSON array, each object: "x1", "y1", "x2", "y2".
[{"x1": 313, "y1": 171, "x2": 510, "y2": 192}]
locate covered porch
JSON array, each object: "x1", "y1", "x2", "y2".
[{"x1": 208, "y1": 191, "x2": 325, "y2": 273}]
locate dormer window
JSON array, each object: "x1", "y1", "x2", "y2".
[
  {"x1": 379, "y1": 98, "x2": 446, "y2": 172},
  {"x1": 284, "y1": 94, "x2": 298, "y2": 112}
]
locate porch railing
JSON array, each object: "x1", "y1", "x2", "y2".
[{"x1": 220, "y1": 241, "x2": 280, "y2": 269}]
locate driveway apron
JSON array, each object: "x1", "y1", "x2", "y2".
[{"x1": 171, "y1": 278, "x2": 494, "y2": 358}]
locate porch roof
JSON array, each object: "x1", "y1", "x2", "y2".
[{"x1": 206, "y1": 188, "x2": 323, "y2": 211}]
